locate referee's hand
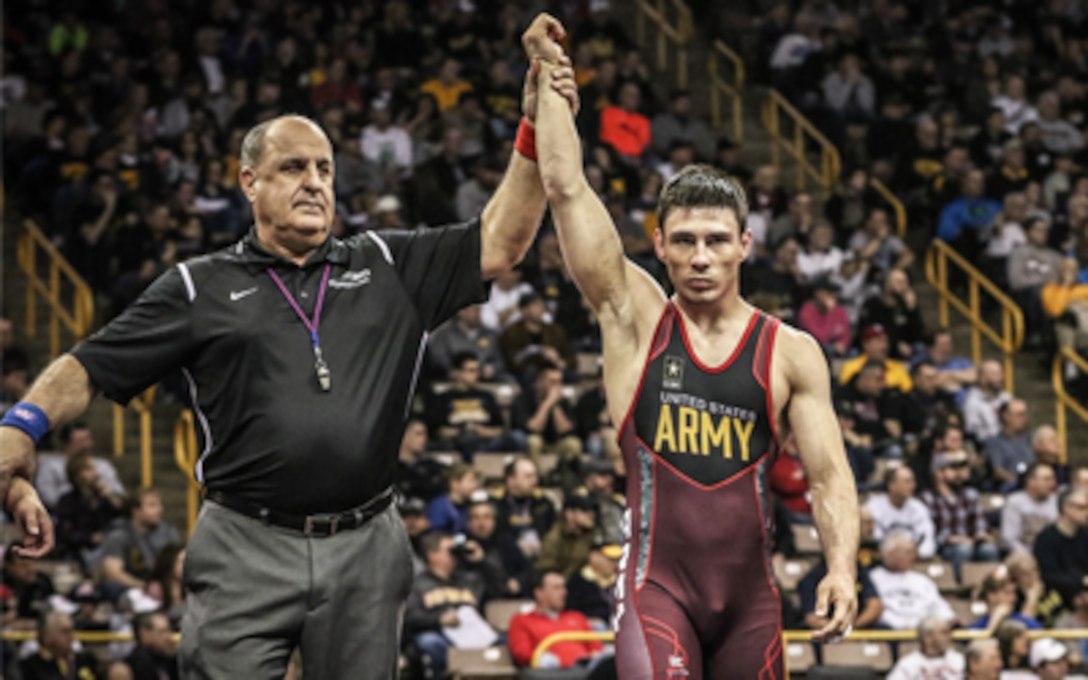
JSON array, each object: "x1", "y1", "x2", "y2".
[
  {"x1": 522, "y1": 13, "x2": 566, "y2": 64},
  {"x1": 5, "y1": 477, "x2": 54, "y2": 558}
]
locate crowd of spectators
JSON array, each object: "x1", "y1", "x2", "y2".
[{"x1": 6, "y1": 0, "x2": 1088, "y2": 678}]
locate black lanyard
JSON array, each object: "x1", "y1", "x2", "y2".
[{"x1": 267, "y1": 264, "x2": 333, "y2": 391}]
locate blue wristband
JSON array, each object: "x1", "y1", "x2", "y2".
[{"x1": 0, "y1": 403, "x2": 51, "y2": 444}]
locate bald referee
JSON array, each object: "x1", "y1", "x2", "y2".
[{"x1": 0, "y1": 15, "x2": 578, "y2": 680}]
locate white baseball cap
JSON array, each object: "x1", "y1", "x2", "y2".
[{"x1": 1030, "y1": 638, "x2": 1068, "y2": 668}]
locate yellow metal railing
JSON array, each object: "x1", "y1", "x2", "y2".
[
  {"x1": 634, "y1": 0, "x2": 693, "y2": 88},
  {"x1": 531, "y1": 629, "x2": 1088, "y2": 671},
  {"x1": 708, "y1": 40, "x2": 744, "y2": 144},
  {"x1": 112, "y1": 387, "x2": 156, "y2": 488},
  {"x1": 761, "y1": 90, "x2": 842, "y2": 193},
  {"x1": 2, "y1": 630, "x2": 180, "y2": 643},
  {"x1": 870, "y1": 178, "x2": 908, "y2": 239},
  {"x1": 15, "y1": 220, "x2": 94, "y2": 358},
  {"x1": 925, "y1": 240, "x2": 1024, "y2": 393},
  {"x1": 174, "y1": 410, "x2": 201, "y2": 535},
  {"x1": 1052, "y1": 347, "x2": 1088, "y2": 461}
]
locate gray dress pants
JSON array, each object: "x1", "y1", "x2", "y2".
[{"x1": 179, "y1": 500, "x2": 413, "y2": 679}]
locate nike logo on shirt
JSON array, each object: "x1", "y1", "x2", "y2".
[{"x1": 230, "y1": 287, "x2": 259, "y2": 301}]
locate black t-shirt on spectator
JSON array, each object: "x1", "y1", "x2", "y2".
[
  {"x1": 1034, "y1": 525, "x2": 1088, "y2": 600},
  {"x1": 838, "y1": 383, "x2": 900, "y2": 442},
  {"x1": 511, "y1": 389, "x2": 576, "y2": 444},
  {"x1": 426, "y1": 386, "x2": 505, "y2": 433}
]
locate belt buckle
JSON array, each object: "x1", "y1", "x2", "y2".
[{"x1": 303, "y1": 514, "x2": 339, "y2": 537}]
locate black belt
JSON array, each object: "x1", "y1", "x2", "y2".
[{"x1": 206, "y1": 488, "x2": 395, "y2": 537}]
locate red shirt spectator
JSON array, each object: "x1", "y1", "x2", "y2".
[
  {"x1": 797, "y1": 280, "x2": 852, "y2": 357},
  {"x1": 599, "y1": 82, "x2": 651, "y2": 159},
  {"x1": 508, "y1": 570, "x2": 602, "y2": 668},
  {"x1": 769, "y1": 438, "x2": 811, "y2": 515}
]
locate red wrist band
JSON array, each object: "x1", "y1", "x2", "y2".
[{"x1": 515, "y1": 117, "x2": 537, "y2": 162}]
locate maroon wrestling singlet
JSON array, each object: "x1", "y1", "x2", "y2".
[{"x1": 613, "y1": 303, "x2": 784, "y2": 680}]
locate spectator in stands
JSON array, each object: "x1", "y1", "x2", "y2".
[
  {"x1": 1052, "y1": 584, "x2": 1088, "y2": 665},
  {"x1": 748, "y1": 165, "x2": 790, "y2": 221},
  {"x1": 145, "y1": 544, "x2": 185, "y2": 629},
  {"x1": 965, "y1": 638, "x2": 1004, "y2": 680},
  {"x1": 426, "y1": 352, "x2": 522, "y2": 459},
  {"x1": 985, "y1": 399, "x2": 1035, "y2": 488},
  {"x1": 56, "y1": 452, "x2": 123, "y2": 567},
  {"x1": 0, "y1": 349, "x2": 29, "y2": 416},
  {"x1": 798, "y1": 552, "x2": 883, "y2": 632},
  {"x1": 920, "y1": 329, "x2": 978, "y2": 397},
  {"x1": 1042, "y1": 258, "x2": 1088, "y2": 359},
  {"x1": 411, "y1": 125, "x2": 472, "y2": 226},
  {"x1": 886, "y1": 616, "x2": 965, "y2": 680},
  {"x1": 427, "y1": 464, "x2": 481, "y2": 535},
  {"x1": 500, "y1": 292, "x2": 575, "y2": 378},
  {"x1": 963, "y1": 360, "x2": 1012, "y2": 443},
  {"x1": 464, "y1": 499, "x2": 522, "y2": 598},
  {"x1": 969, "y1": 566, "x2": 1043, "y2": 634},
  {"x1": 899, "y1": 361, "x2": 958, "y2": 442},
  {"x1": 429, "y1": 304, "x2": 510, "y2": 383},
  {"x1": 1030, "y1": 638, "x2": 1072, "y2": 680},
  {"x1": 491, "y1": 456, "x2": 556, "y2": 564},
  {"x1": 869, "y1": 530, "x2": 955, "y2": 630},
  {"x1": 100, "y1": 488, "x2": 181, "y2": 601},
  {"x1": 822, "y1": 52, "x2": 876, "y2": 127},
  {"x1": 1034, "y1": 489, "x2": 1088, "y2": 603},
  {"x1": 856, "y1": 268, "x2": 924, "y2": 362},
  {"x1": 993, "y1": 75, "x2": 1039, "y2": 135},
  {"x1": 1008, "y1": 217, "x2": 1061, "y2": 332},
  {"x1": 654, "y1": 140, "x2": 694, "y2": 183},
  {"x1": 1036, "y1": 92, "x2": 1084, "y2": 155},
  {"x1": 937, "y1": 169, "x2": 1002, "y2": 262},
  {"x1": 599, "y1": 82, "x2": 651, "y2": 164},
  {"x1": 996, "y1": 619, "x2": 1034, "y2": 674},
  {"x1": 400, "y1": 498, "x2": 430, "y2": 575},
  {"x1": 420, "y1": 57, "x2": 472, "y2": 113},
  {"x1": 921, "y1": 450, "x2": 999, "y2": 575},
  {"x1": 796, "y1": 221, "x2": 844, "y2": 282},
  {"x1": 768, "y1": 192, "x2": 815, "y2": 249},
  {"x1": 36, "y1": 420, "x2": 124, "y2": 511},
  {"x1": 20, "y1": 611, "x2": 99, "y2": 680},
  {"x1": 456, "y1": 155, "x2": 503, "y2": 222},
  {"x1": 797, "y1": 277, "x2": 852, "y2": 357},
  {"x1": 396, "y1": 418, "x2": 447, "y2": 503},
  {"x1": 988, "y1": 140, "x2": 1032, "y2": 200},
  {"x1": 573, "y1": 0, "x2": 630, "y2": 60},
  {"x1": 1, "y1": 317, "x2": 29, "y2": 375},
  {"x1": 712, "y1": 138, "x2": 752, "y2": 186},
  {"x1": 1, "y1": 541, "x2": 55, "y2": 623},
  {"x1": 508, "y1": 569, "x2": 603, "y2": 668},
  {"x1": 1002, "y1": 463, "x2": 1059, "y2": 554},
  {"x1": 1032, "y1": 426, "x2": 1070, "y2": 487},
  {"x1": 125, "y1": 610, "x2": 178, "y2": 680},
  {"x1": 769, "y1": 436, "x2": 811, "y2": 522},
  {"x1": 575, "y1": 379, "x2": 620, "y2": 464},
  {"x1": 360, "y1": 100, "x2": 412, "y2": 180},
  {"x1": 866, "y1": 466, "x2": 937, "y2": 559},
  {"x1": 971, "y1": 108, "x2": 1013, "y2": 169},
  {"x1": 650, "y1": 88, "x2": 715, "y2": 160},
  {"x1": 537, "y1": 492, "x2": 598, "y2": 579},
  {"x1": 743, "y1": 235, "x2": 804, "y2": 311},
  {"x1": 511, "y1": 365, "x2": 583, "y2": 466},
  {"x1": 581, "y1": 458, "x2": 623, "y2": 545},
  {"x1": 405, "y1": 531, "x2": 492, "y2": 679},
  {"x1": 566, "y1": 541, "x2": 620, "y2": 623},
  {"x1": 839, "y1": 361, "x2": 906, "y2": 458}
]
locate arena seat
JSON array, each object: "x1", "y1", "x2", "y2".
[
  {"x1": 478, "y1": 382, "x2": 521, "y2": 409},
  {"x1": 536, "y1": 452, "x2": 559, "y2": 478},
  {"x1": 961, "y1": 562, "x2": 998, "y2": 590},
  {"x1": 485, "y1": 599, "x2": 533, "y2": 633},
  {"x1": 474, "y1": 453, "x2": 518, "y2": 482},
  {"x1": 947, "y1": 597, "x2": 987, "y2": 625},
  {"x1": 821, "y1": 641, "x2": 895, "y2": 671},
  {"x1": 913, "y1": 561, "x2": 959, "y2": 593},
  {"x1": 424, "y1": 451, "x2": 463, "y2": 466},
  {"x1": 447, "y1": 647, "x2": 517, "y2": 679},
  {"x1": 784, "y1": 641, "x2": 817, "y2": 673},
  {"x1": 774, "y1": 557, "x2": 817, "y2": 593},
  {"x1": 792, "y1": 524, "x2": 823, "y2": 555}
]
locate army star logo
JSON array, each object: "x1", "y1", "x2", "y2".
[{"x1": 663, "y1": 356, "x2": 684, "y2": 390}]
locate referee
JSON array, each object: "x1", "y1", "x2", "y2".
[{"x1": 0, "y1": 15, "x2": 578, "y2": 679}]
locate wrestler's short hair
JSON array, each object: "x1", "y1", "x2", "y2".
[{"x1": 656, "y1": 164, "x2": 749, "y2": 233}]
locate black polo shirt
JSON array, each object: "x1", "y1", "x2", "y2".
[{"x1": 72, "y1": 222, "x2": 485, "y2": 513}]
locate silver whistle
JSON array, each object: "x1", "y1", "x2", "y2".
[{"x1": 314, "y1": 346, "x2": 331, "y2": 392}]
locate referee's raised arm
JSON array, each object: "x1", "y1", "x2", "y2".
[{"x1": 479, "y1": 13, "x2": 580, "y2": 280}]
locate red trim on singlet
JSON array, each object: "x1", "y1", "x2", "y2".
[
  {"x1": 762, "y1": 317, "x2": 782, "y2": 447},
  {"x1": 638, "y1": 434, "x2": 770, "y2": 492},
  {"x1": 617, "y1": 304, "x2": 675, "y2": 443},
  {"x1": 675, "y1": 304, "x2": 759, "y2": 373}
]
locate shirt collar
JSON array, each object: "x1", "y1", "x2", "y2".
[{"x1": 235, "y1": 227, "x2": 349, "y2": 267}]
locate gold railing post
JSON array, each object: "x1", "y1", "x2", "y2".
[
  {"x1": 969, "y1": 280, "x2": 981, "y2": 367},
  {"x1": 113, "y1": 404, "x2": 124, "y2": 457},
  {"x1": 49, "y1": 262, "x2": 60, "y2": 357},
  {"x1": 25, "y1": 236, "x2": 37, "y2": 337},
  {"x1": 938, "y1": 253, "x2": 948, "y2": 328},
  {"x1": 141, "y1": 409, "x2": 152, "y2": 488},
  {"x1": 794, "y1": 124, "x2": 804, "y2": 190},
  {"x1": 679, "y1": 46, "x2": 687, "y2": 88}
]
